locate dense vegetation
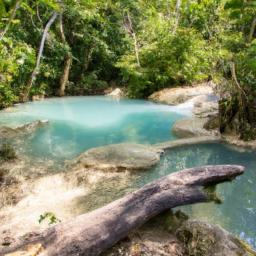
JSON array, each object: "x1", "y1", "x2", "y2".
[{"x1": 0, "y1": 0, "x2": 255, "y2": 138}]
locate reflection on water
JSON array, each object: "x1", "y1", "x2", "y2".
[{"x1": 135, "y1": 143, "x2": 256, "y2": 248}]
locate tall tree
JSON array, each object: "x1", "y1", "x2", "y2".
[
  {"x1": 0, "y1": 0, "x2": 21, "y2": 41},
  {"x1": 58, "y1": 13, "x2": 72, "y2": 97},
  {"x1": 173, "y1": 0, "x2": 181, "y2": 33},
  {"x1": 22, "y1": 11, "x2": 58, "y2": 101},
  {"x1": 123, "y1": 10, "x2": 140, "y2": 67}
]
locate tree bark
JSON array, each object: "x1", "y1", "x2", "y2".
[
  {"x1": 230, "y1": 61, "x2": 247, "y2": 105},
  {"x1": 173, "y1": 0, "x2": 182, "y2": 34},
  {"x1": 22, "y1": 12, "x2": 58, "y2": 102},
  {"x1": 59, "y1": 53, "x2": 72, "y2": 96},
  {"x1": 78, "y1": 44, "x2": 94, "y2": 83},
  {"x1": 125, "y1": 11, "x2": 140, "y2": 67},
  {"x1": 0, "y1": 0, "x2": 21, "y2": 41},
  {"x1": 1, "y1": 165, "x2": 244, "y2": 256},
  {"x1": 248, "y1": 16, "x2": 256, "y2": 43},
  {"x1": 58, "y1": 14, "x2": 72, "y2": 97}
]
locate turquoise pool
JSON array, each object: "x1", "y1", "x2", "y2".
[
  {"x1": 0, "y1": 96, "x2": 255, "y2": 248},
  {"x1": 0, "y1": 96, "x2": 188, "y2": 161}
]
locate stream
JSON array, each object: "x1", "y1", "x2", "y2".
[{"x1": 0, "y1": 96, "x2": 255, "y2": 248}]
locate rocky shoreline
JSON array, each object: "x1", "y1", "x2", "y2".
[{"x1": 149, "y1": 83, "x2": 256, "y2": 150}]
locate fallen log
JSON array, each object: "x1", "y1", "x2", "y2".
[{"x1": 2, "y1": 165, "x2": 244, "y2": 256}]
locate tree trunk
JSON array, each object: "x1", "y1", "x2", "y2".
[
  {"x1": 173, "y1": 0, "x2": 182, "y2": 34},
  {"x1": 0, "y1": 0, "x2": 21, "y2": 41},
  {"x1": 1, "y1": 165, "x2": 244, "y2": 256},
  {"x1": 59, "y1": 53, "x2": 72, "y2": 96},
  {"x1": 22, "y1": 12, "x2": 58, "y2": 102},
  {"x1": 78, "y1": 45, "x2": 94, "y2": 83},
  {"x1": 58, "y1": 14, "x2": 72, "y2": 97},
  {"x1": 230, "y1": 61, "x2": 246, "y2": 99},
  {"x1": 125, "y1": 11, "x2": 140, "y2": 67},
  {"x1": 84, "y1": 46, "x2": 94, "y2": 72},
  {"x1": 248, "y1": 16, "x2": 256, "y2": 43}
]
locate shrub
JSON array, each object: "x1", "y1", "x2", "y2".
[
  {"x1": 38, "y1": 212, "x2": 61, "y2": 226},
  {"x1": 117, "y1": 28, "x2": 212, "y2": 98}
]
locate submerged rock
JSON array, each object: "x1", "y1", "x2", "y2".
[
  {"x1": 149, "y1": 82, "x2": 214, "y2": 105},
  {"x1": 69, "y1": 143, "x2": 163, "y2": 171},
  {"x1": 0, "y1": 120, "x2": 49, "y2": 139}
]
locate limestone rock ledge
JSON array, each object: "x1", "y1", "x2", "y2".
[
  {"x1": 148, "y1": 82, "x2": 215, "y2": 105},
  {"x1": 149, "y1": 82, "x2": 220, "y2": 139},
  {"x1": 0, "y1": 120, "x2": 49, "y2": 139},
  {"x1": 68, "y1": 143, "x2": 163, "y2": 171},
  {"x1": 172, "y1": 117, "x2": 219, "y2": 138}
]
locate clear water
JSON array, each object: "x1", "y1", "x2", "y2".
[
  {"x1": 0, "y1": 96, "x2": 188, "y2": 161},
  {"x1": 135, "y1": 143, "x2": 256, "y2": 248},
  {"x1": 1, "y1": 97, "x2": 256, "y2": 248}
]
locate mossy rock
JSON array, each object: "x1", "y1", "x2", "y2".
[{"x1": 176, "y1": 220, "x2": 256, "y2": 256}]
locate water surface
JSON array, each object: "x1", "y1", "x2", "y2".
[
  {"x1": 136, "y1": 143, "x2": 256, "y2": 248},
  {"x1": 0, "y1": 96, "x2": 189, "y2": 162},
  {"x1": 1, "y1": 97, "x2": 255, "y2": 248}
]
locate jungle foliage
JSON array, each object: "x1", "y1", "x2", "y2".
[{"x1": 0, "y1": 0, "x2": 255, "y2": 138}]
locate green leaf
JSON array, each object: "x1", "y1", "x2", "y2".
[{"x1": 224, "y1": 0, "x2": 244, "y2": 9}]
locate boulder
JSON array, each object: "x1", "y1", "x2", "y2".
[
  {"x1": 193, "y1": 101, "x2": 219, "y2": 118},
  {"x1": 69, "y1": 143, "x2": 163, "y2": 171},
  {"x1": 172, "y1": 118, "x2": 218, "y2": 138},
  {"x1": 107, "y1": 88, "x2": 124, "y2": 99},
  {"x1": 149, "y1": 83, "x2": 221, "y2": 139},
  {"x1": 149, "y1": 83, "x2": 214, "y2": 105},
  {"x1": 32, "y1": 94, "x2": 45, "y2": 101},
  {"x1": 176, "y1": 220, "x2": 255, "y2": 256}
]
